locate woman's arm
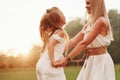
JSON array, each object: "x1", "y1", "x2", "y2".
[
  {"x1": 56, "y1": 17, "x2": 109, "y2": 67},
  {"x1": 68, "y1": 23, "x2": 88, "y2": 50},
  {"x1": 67, "y1": 17, "x2": 107, "y2": 59}
]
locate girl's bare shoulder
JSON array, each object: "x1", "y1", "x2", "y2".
[{"x1": 54, "y1": 29, "x2": 65, "y2": 38}]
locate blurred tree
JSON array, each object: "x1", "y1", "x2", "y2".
[
  {"x1": 64, "y1": 18, "x2": 83, "y2": 38},
  {"x1": 108, "y1": 9, "x2": 120, "y2": 42},
  {"x1": 0, "y1": 53, "x2": 6, "y2": 68},
  {"x1": 27, "y1": 44, "x2": 41, "y2": 67},
  {"x1": 108, "y1": 9, "x2": 120, "y2": 64}
]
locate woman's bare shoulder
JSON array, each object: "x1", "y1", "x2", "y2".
[
  {"x1": 94, "y1": 17, "x2": 109, "y2": 34},
  {"x1": 96, "y1": 17, "x2": 109, "y2": 26}
]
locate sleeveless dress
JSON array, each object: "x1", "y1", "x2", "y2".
[
  {"x1": 36, "y1": 33, "x2": 66, "y2": 80},
  {"x1": 77, "y1": 24, "x2": 115, "y2": 80}
]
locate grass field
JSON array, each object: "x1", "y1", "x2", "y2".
[{"x1": 0, "y1": 65, "x2": 120, "y2": 80}]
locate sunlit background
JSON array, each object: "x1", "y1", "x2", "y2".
[{"x1": 0, "y1": 0, "x2": 120, "y2": 56}]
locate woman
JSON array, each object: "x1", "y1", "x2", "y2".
[
  {"x1": 58, "y1": 0, "x2": 115, "y2": 80},
  {"x1": 36, "y1": 7, "x2": 68, "y2": 80}
]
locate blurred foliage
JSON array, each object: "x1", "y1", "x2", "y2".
[
  {"x1": 0, "y1": 44, "x2": 41, "y2": 69},
  {"x1": 64, "y1": 18, "x2": 83, "y2": 38},
  {"x1": 108, "y1": 9, "x2": 120, "y2": 64}
]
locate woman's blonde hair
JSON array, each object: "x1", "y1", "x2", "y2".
[
  {"x1": 39, "y1": 7, "x2": 66, "y2": 52},
  {"x1": 89, "y1": 0, "x2": 114, "y2": 41}
]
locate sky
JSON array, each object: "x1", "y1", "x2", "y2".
[{"x1": 0, "y1": 0, "x2": 120, "y2": 55}]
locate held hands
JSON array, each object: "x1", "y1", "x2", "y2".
[{"x1": 52, "y1": 57, "x2": 68, "y2": 67}]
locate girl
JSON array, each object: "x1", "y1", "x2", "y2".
[{"x1": 36, "y1": 7, "x2": 68, "y2": 80}]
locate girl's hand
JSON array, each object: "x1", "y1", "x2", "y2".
[
  {"x1": 51, "y1": 60, "x2": 61, "y2": 68},
  {"x1": 59, "y1": 57, "x2": 68, "y2": 67},
  {"x1": 52, "y1": 57, "x2": 68, "y2": 67}
]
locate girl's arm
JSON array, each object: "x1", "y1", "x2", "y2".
[{"x1": 48, "y1": 30, "x2": 65, "y2": 67}]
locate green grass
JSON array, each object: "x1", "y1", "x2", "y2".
[
  {"x1": 0, "y1": 65, "x2": 120, "y2": 80},
  {"x1": 65, "y1": 66, "x2": 81, "y2": 80},
  {"x1": 115, "y1": 64, "x2": 120, "y2": 80},
  {"x1": 0, "y1": 68, "x2": 36, "y2": 80}
]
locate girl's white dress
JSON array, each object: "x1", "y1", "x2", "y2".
[
  {"x1": 36, "y1": 33, "x2": 66, "y2": 80},
  {"x1": 77, "y1": 24, "x2": 115, "y2": 80}
]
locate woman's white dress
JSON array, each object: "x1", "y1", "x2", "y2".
[
  {"x1": 36, "y1": 33, "x2": 66, "y2": 80},
  {"x1": 77, "y1": 24, "x2": 115, "y2": 80}
]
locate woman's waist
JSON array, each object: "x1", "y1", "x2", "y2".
[{"x1": 86, "y1": 46, "x2": 107, "y2": 56}]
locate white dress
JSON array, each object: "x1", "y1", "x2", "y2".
[
  {"x1": 77, "y1": 25, "x2": 115, "y2": 80},
  {"x1": 36, "y1": 33, "x2": 66, "y2": 80}
]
